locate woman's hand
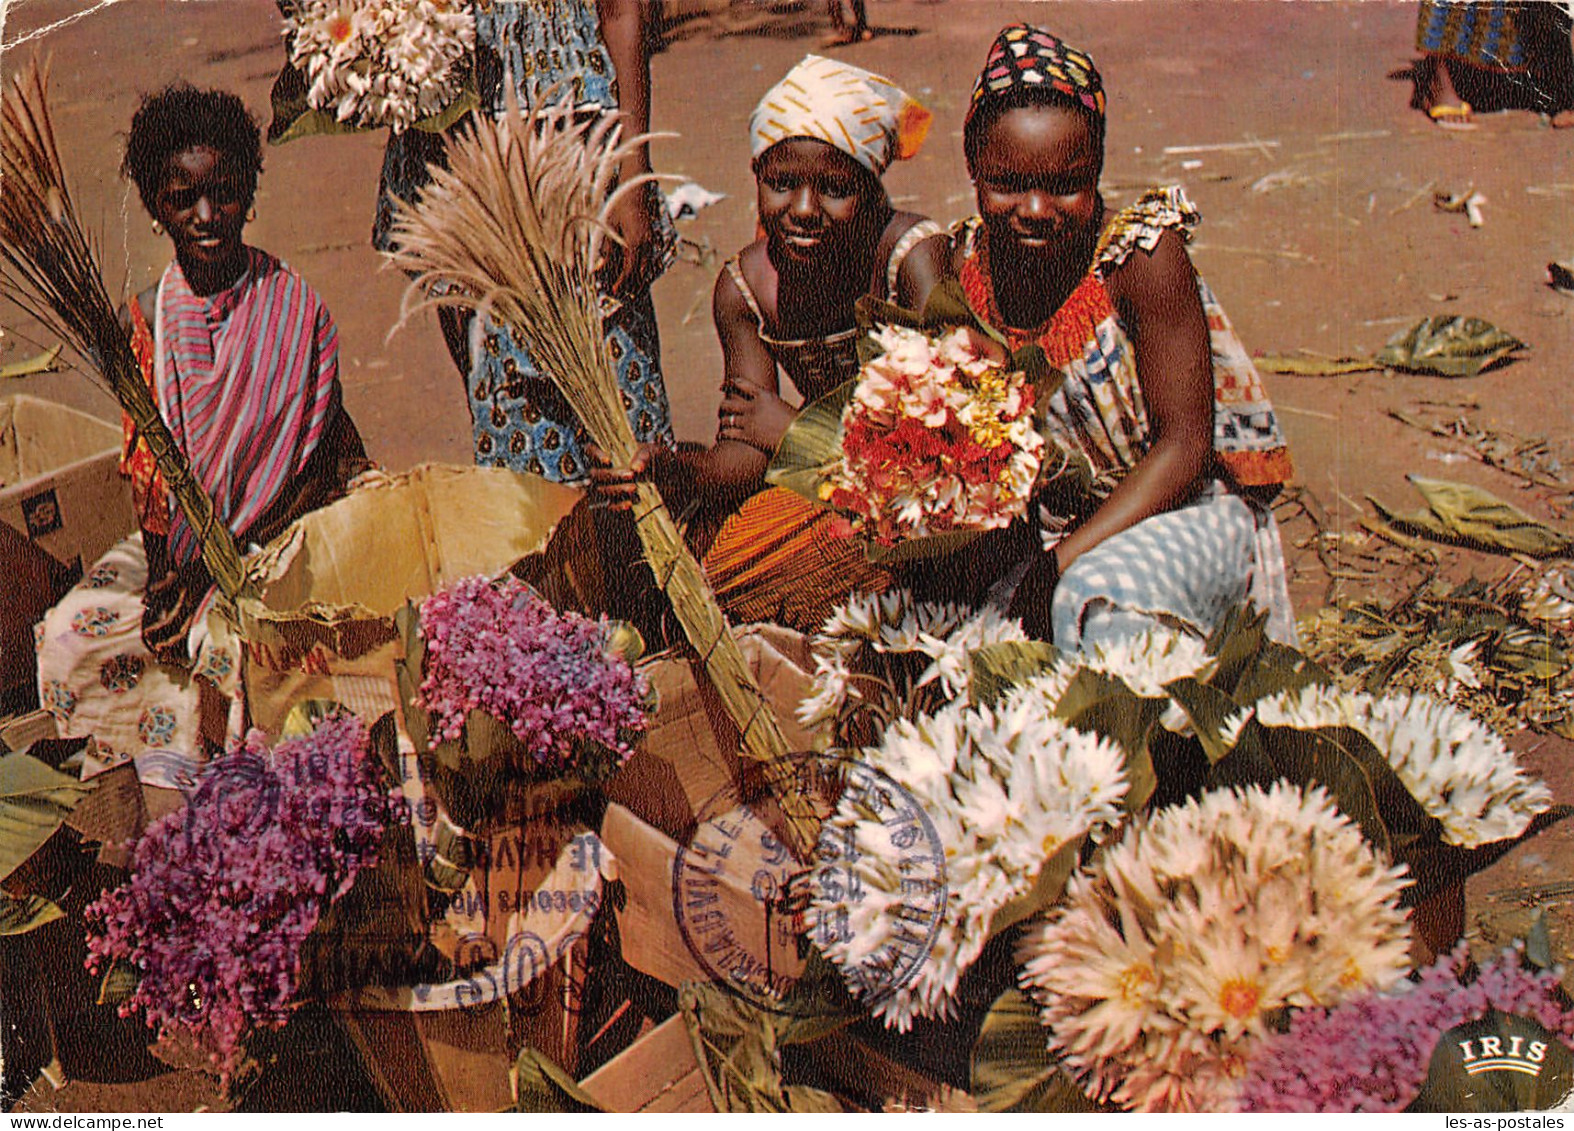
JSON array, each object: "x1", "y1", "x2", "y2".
[
  {"x1": 600, "y1": 184, "x2": 660, "y2": 299},
  {"x1": 586, "y1": 442, "x2": 665, "y2": 511},
  {"x1": 142, "y1": 562, "x2": 206, "y2": 664},
  {"x1": 718, "y1": 375, "x2": 797, "y2": 454}
]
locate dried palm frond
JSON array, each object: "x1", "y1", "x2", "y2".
[
  {"x1": 0, "y1": 56, "x2": 252, "y2": 601},
  {"x1": 387, "y1": 90, "x2": 815, "y2": 853}
]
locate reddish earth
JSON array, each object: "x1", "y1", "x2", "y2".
[{"x1": 1, "y1": 0, "x2": 1572, "y2": 1111}]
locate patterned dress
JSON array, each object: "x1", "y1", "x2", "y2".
[
  {"x1": 374, "y1": 0, "x2": 674, "y2": 485},
  {"x1": 956, "y1": 186, "x2": 1298, "y2": 651},
  {"x1": 36, "y1": 303, "x2": 240, "y2": 779}
]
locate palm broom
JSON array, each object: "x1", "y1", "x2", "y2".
[
  {"x1": 0, "y1": 57, "x2": 254, "y2": 603},
  {"x1": 386, "y1": 93, "x2": 816, "y2": 855}
]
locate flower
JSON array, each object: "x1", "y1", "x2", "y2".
[
  {"x1": 1250, "y1": 686, "x2": 1555, "y2": 847},
  {"x1": 417, "y1": 575, "x2": 650, "y2": 773},
  {"x1": 827, "y1": 324, "x2": 1043, "y2": 545},
  {"x1": 1017, "y1": 783, "x2": 1412, "y2": 1112},
  {"x1": 82, "y1": 717, "x2": 398, "y2": 1078},
  {"x1": 1083, "y1": 627, "x2": 1215, "y2": 699},
  {"x1": 1238, "y1": 943, "x2": 1574, "y2": 1112},
  {"x1": 798, "y1": 589, "x2": 1026, "y2": 732},
  {"x1": 287, "y1": 0, "x2": 474, "y2": 134},
  {"x1": 811, "y1": 691, "x2": 1127, "y2": 1032}
]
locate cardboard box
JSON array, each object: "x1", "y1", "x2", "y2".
[
  {"x1": 0, "y1": 395, "x2": 135, "y2": 708},
  {"x1": 579, "y1": 1014, "x2": 712, "y2": 1112}
]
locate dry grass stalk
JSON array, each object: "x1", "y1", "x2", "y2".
[
  {"x1": 0, "y1": 56, "x2": 252, "y2": 601},
  {"x1": 387, "y1": 91, "x2": 814, "y2": 852}
]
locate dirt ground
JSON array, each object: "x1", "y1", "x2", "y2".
[{"x1": 1, "y1": 0, "x2": 1572, "y2": 1112}]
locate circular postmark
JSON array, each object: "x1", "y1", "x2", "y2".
[{"x1": 671, "y1": 751, "x2": 947, "y2": 1016}]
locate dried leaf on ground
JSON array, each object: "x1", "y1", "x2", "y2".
[
  {"x1": 1373, "y1": 316, "x2": 1524, "y2": 378},
  {"x1": 1370, "y1": 476, "x2": 1572, "y2": 558}
]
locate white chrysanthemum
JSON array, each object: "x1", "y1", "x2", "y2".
[
  {"x1": 1251, "y1": 686, "x2": 1555, "y2": 848},
  {"x1": 812, "y1": 696, "x2": 1127, "y2": 1032},
  {"x1": 1017, "y1": 783, "x2": 1412, "y2": 1113},
  {"x1": 1086, "y1": 627, "x2": 1214, "y2": 698},
  {"x1": 914, "y1": 605, "x2": 1028, "y2": 700},
  {"x1": 288, "y1": 0, "x2": 475, "y2": 133},
  {"x1": 1355, "y1": 692, "x2": 1554, "y2": 847}
]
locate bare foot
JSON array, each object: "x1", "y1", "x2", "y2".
[{"x1": 1551, "y1": 108, "x2": 1574, "y2": 129}]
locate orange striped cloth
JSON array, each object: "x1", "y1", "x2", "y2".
[{"x1": 702, "y1": 488, "x2": 892, "y2": 633}]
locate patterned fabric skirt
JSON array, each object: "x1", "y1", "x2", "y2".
[
  {"x1": 35, "y1": 534, "x2": 240, "y2": 780},
  {"x1": 1416, "y1": 1, "x2": 1529, "y2": 71},
  {"x1": 1049, "y1": 482, "x2": 1297, "y2": 655},
  {"x1": 467, "y1": 294, "x2": 674, "y2": 485}
]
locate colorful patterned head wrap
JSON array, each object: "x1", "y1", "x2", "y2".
[
  {"x1": 750, "y1": 54, "x2": 933, "y2": 176},
  {"x1": 967, "y1": 24, "x2": 1106, "y2": 126}
]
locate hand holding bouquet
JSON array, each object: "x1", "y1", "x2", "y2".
[{"x1": 826, "y1": 323, "x2": 1043, "y2": 546}]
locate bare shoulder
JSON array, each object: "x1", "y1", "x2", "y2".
[
  {"x1": 1105, "y1": 227, "x2": 1197, "y2": 302},
  {"x1": 120, "y1": 285, "x2": 157, "y2": 333}
]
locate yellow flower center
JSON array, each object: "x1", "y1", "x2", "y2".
[
  {"x1": 1217, "y1": 977, "x2": 1262, "y2": 1020},
  {"x1": 1264, "y1": 944, "x2": 1288, "y2": 964},
  {"x1": 328, "y1": 14, "x2": 355, "y2": 44},
  {"x1": 1116, "y1": 963, "x2": 1155, "y2": 1003},
  {"x1": 1338, "y1": 961, "x2": 1364, "y2": 989}
]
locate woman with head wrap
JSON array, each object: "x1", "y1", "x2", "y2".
[
  {"x1": 593, "y1": 55, "x2": 949, "y2": 629},
  {"x1": 954, "y1": 24, "x2": 1297, "y2": 653}
]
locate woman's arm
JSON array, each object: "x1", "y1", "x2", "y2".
[
  {"x1": 589, "y1": 267, "x2": 783, "y2": 509},
  {"x1": 1051, "y1": 229, "x2": 1215, "y2": 572},
  {"x1": 597, "y1": 0, "x2": 660, "y2": 297},
  {"x1": 892, "y1": 232, "x2": 951, "y2": 312}
]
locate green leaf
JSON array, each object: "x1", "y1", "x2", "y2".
[
  {"x1": 864, "y1": 527, "x2": 984, "y2": 565},
  {"x1": 986, "y1": 836, "x2": 1082, "y2": 937},
  {"x1": 680, "y1": 983, "x2": 789, "y2": 1113},
  {"x1": 968, "y1": 640, "x2": 1061, "y2": 709},
  {"x1": 97, "y1": 959, "x2": 140, "y2": 1006},
  {"x1": 764, "y1": 379, "x2": 854, "y2": 503},
  {"x1": 0, "y1": 752, "x2": 93, "y2": 882},
  {"x1": 1373, "y1": 315, "x2": 1524, "y2": 378},
  {"x1": 783, "y1": 1086, "x2": 845, "y2": 1113},
  {"x1": 1056, "y1": 671, "x2": 1164, "y2": 812},
  {"x1": 970, "y1": 988, "x2": 1102, "y2": 1112},
  {"x1": 513, "y1": 1047, "x2": 605, "y2": 1113},
  {"x1": 775, "y1": 949, "x2": 861, "y2": 1047},
  {"x1": 1371, "y1": 477, "x2": 1572, "y2": 558},
  {"x1": 0, "y1": 891, "x2": 62, "y2": 935},
  {"x1": 1164, "y1": 677, "x2": 1245, "y2": 764},
  {"x1": 1398, "y1": 805, "x2": 1573, "y2": 908},
  {"x1": 1525, "y1": 912, "x2": 1554, "y2": 971},
  {"x1": 1246, "y1": 724, "x2": 1396, "y2": 859}
]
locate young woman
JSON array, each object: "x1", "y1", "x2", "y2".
[
  {"x1": 37, "y1": 84, "x2": 366, "y2": 776},
  {"x1": 956, "y1": 25, "x2": 1297, "y2": 652},
  {"x1": 594, "y1": 55, "x2": 949, "y2": 628}
]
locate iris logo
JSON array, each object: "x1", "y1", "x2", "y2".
[{"x1": 1456, "y1": 1035, "x2": 1551, "y2": 1078}]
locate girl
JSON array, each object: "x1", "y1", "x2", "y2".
[
  {"x1": 37, "y1": 84, "x2": 366, "y2": 775},
  {"x1": 957, "y1": 25, "x2": 1297, "y2": 652},
  {"x1": 595, "y1": 55, "x2": 949, "y2": 629}
]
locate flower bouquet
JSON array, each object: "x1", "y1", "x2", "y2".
[
  {"x1": 270, "y1": 0, "x2": 477, "y2": 143},
  {"x1": 395, "y1": 575, "x2": 652, "y2": 831},
  {"x1": 83, "y1": 714, "x2": 399, "y2": 1081},
  {"x1": 768, "y1": 282, "x2": 1065, "y2": 563}
]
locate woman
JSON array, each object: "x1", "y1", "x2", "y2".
[
  {"x1": 373, "y1": 0, "x2": 674, "y2": 484},
  {"x1": 956, "y1": 25, "x2": 1296, "y2": 653},
  {"x1": 593, "y1": 55, "x2": 948, "y2": 629},
  {"x1": 37, "y1": 84, "x2": 366, "y2": 777}
]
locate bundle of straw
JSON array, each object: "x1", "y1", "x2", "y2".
[
  {"x1": 387, "y1": 92, "x2": 816, "y2": 853},
  {"x1": 0, "y1": 58, "x2": 252, "y2": 602}
]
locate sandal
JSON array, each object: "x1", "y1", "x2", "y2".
[{"x1": 1427, "y1": 102, "x2": 1475, "y2": 131}]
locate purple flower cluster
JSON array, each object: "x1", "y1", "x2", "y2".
[
  {"x1": 83, "y1": 715, "x2": 397, "y2": 1078},
  {"x1": 416, "y1": 575, "x2": 649, "y2": 770},
  {"x1": 1238, "y1": 945, "x2": 1574, "y2": 1112}
]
